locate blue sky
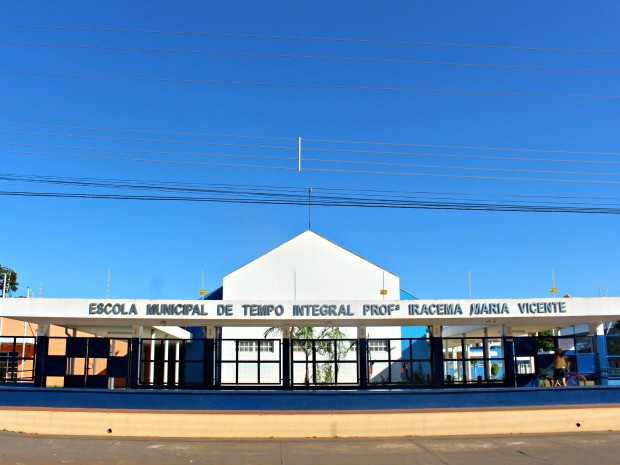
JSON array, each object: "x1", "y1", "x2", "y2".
[{"x1": 1, "y1": 1, "x2": 619, "y2": 300}]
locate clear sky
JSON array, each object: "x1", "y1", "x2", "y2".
[{"x1": 1, "y1": 1, "x2": 619, "y2": 300}]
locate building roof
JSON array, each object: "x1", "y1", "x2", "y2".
[{"x1": 223, "y1": 229, "x2": 398, "y2": 279}]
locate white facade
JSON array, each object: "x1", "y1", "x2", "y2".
[{"x1": 220, "y1": 230, "x2": 403, "y2": 384}]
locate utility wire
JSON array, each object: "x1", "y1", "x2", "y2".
[
  {"x1": 2, "y1": 144, "x2": 618, "y2": 178},
  {"x1": 3, "y1": 173, "x2": 617, "y2": 207},
  {"x1": 304, "y1": 147, "x2": 620, "y2": 164},
  {"x1": 0, "y1": 141, "x2": 299, "y2": 161},
  {"x1": 304, "y1": 167, "x2": 620, "y2": 185},
  {"x1": 5, "y1": 122, "x2": 618, "y2": 156},
  {"x1": 4, "y1": 171, "x2": 617, "y2": 201},
  {"x1": 303, "y1": 157, "x2": 619, "y2": 177},
  {"x1": 0, "y1": 129, "x2": 296, "y2": 151},
  {"x1": 2, "y1": 147, "x2": 619, "y2": 185},
  {"x1": 2, "y1": 122, "x2": 295, "y2": 142},
  {"x1": 305, "y1": 138, "x2": 620, "y2": 156},
  {"x1": 1, "y1": 190, "x2": 618, "y2": 214},
  {"x1": 0, "y1": 148, "x2": 297, "y2": 171},
  {"x1": 1, "y1": 140, "x2": 617, "y2": 166},
  {"x1": 1, "y1": 70, "x2": 618, "y2": 99},
  {"x1": 1, "y1": 23, "x2": 618, "y2": 54},
  {"x1": 1, "y1": 40, "x2": 618, "y2": 73}
]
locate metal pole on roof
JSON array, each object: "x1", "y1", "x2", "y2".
[
  {"x1": 106, "y1": 269, "x2": 111, "y2": 299},
  {"x1": 308, "y1": 187, "x2": 312, "y2": 230}
]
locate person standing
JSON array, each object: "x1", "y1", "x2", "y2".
[{"x1": 553, "y1": 348, "x2": 570, "y2": 387}]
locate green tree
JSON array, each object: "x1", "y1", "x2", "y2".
[
  {"x1": 264, "y1": 326, "x2": 353, "y2": 384},
  {"x1": 0, "y1": 265, "x2": 18, "y2": 297},
  {"x1": 537, "y1": 329, "x2": 555, "y2": 352}
]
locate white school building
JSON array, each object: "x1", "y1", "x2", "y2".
[{"x1": 1, "y1": 230, "x2": 619, "y2": 388}]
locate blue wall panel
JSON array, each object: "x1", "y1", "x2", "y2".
[{"x1": 1, "y1": 386, "x2": 619, "y2": 411}]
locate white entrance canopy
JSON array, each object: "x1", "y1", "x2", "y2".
[{"x1": 1, "y1": 297, "x2": 618, "y2": 330}]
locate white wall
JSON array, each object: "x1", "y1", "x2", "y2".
[
  {"x1": 219, "y1": 231, "x2": 403, "y2": 384},
  {"x1": 223, "y1": 230, "x2": 400, "y2": 301}
]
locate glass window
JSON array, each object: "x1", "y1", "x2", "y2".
[
  {"x1": 576, "y1": 336, "x2": 593, "y2": 354},
  {"x1": 486, "y1": 339, "x2": 504, "y2": 359},
  {"x1": 237, "y1": 341, "x2": 275, "y2": 353},
  {"x1": 0, "y1": 351, "x2": 17, "y2": 380},
  {"x1": 606, "y1": 336, "x2": 620, "y2": 356},
  {"x1": 608, "y1": 358, "x2": 620, "y2": 377},
  {"x1": 368, "y1": 340, "x2": 388, "y2": 352}
]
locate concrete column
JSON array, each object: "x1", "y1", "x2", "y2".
[
  {"x1": 108, "y1": 339, "x2": 116, "y2": 389},
  {"x1": 129, "y1": 326, "x2": 142, "y2": 389},
  {"x1": 357, "y1": 326, "x2": 368, "y2": 389},
  {"x1": 175, "y1": 341, "x2": 180, "y2": 385},
  {"x1": 428, "y1": 325, "x2": 444, "y2": 386},
  {"x1": 203, "y1": 326, "x2": 216, "y2": 389},
  {"x1": 163, "y1": 339, "x2": 170, "y2": 386},
  {"x1": 33, "y1": 323, "x2": 50, "y2": 387},
  {"x1": 589, "y1": 323, "x2": 608, "y2": 385},
  {"x1": 282, "y1": 327, "x2": 292, "y2": 389},
  {"x1": 501, "y1": 325, "x2": 516, "y2": 387},
  {"x1": 149, "y1": 330, "x2": 156, "y2": 385}
]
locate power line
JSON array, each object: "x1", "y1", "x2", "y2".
[
  {"x1": 1, "y1": 70, "x2": 618, "y2": 99},
  {"x1": 2, "y1": 147, "x2": 619, "y2": 185},
  {"x1": 304, "y1": 147, "x2": 620, "y2": 164},
  {"x1": 1, "y1": 40, "x2": 618, "y2": 74},
  {"x1": 5, "y1": 122, "x2": 618, "y2": 156},
  {"x1": 1, "y1": 190, "x2": 618, "y2": 214},
  {"x1": 303, "y1": 157, "x2": 619, "y2": 177},
  {"x1": 5, "y1": 171, "x2": 617, "y2": 201},
  {"x1": 2, "y1": 139, "x2": 618, "y2": 166},
  {"x1": 0, "y1": 129, "x2": 296, "y2": 151},
  {"x1": 0, "y1": 141, "x2": 299, "y2": 161},
  {"x1": 0, "y1": 148, "x2": 297, "y2": 171},
  {"x1": 1, "y1": 23, "x2": 618, "y2": 54},
  {"x1": 2, "y1": 122, "x2": 295, "y2": 142},
  {"x1": 304, "y1": 166, "x2": 620, "y2": 185},
  {"x1": 310, "y1": 186, "x2": 620, "y2": 202},
  {"x1": 3, "y1": 172, "x2": 616, "y2": 208}
]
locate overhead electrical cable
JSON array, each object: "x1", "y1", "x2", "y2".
[
  {"x1": 304, "y1": 147, "x2": 620, "y2": 164},
  {"x1": 303, "y1": 167, "x2": 620, "y2": 185},
  {"x1": 303, "y1": 157, "x2": 619, "y2": 177},
  {"x1": 1, "y1": 190, "x2": 618, "y2": 214},
  {"x1": 0, "y1": 148, "x2": 297, "y2": 171},
  {"x1": 2, "y1": 173, "x2": 617, "y2": 208},
  {"x1": 1, "y1": 23, "x2": 618, "y2": 54},
  {"x1": 0, "y1": 40, "x2": 618, "y2": 73},
  {"x1": 1, "y1": 70, "x2": 618, "y2": 99},
  {"x1": 2, "y1": 122, "x2": 295, "y2": 142},
  {"x1": 305, "y1": 138, "x2": 620, "y2": 156},
  {"x1": 0, "y1": 141, "x2": 299, "y2": 161},
  {"x1": 5, "y1": 122, "x2": 618, "y2": 156},
  {"x1": 0, "y1": 129, "x2": 296, "y2": 151},
  {"x1": 4, "y1": 171, "x2": 617, "y2": 201},
  {"x1": 1, "y1": 140, "x2": 617, "y2": 166},
  {"x1": 2, "y1": 148, "x2": 619, "y2": 185}
]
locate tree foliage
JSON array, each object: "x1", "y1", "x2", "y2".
[
  {"x1": 537, "y1": 329, "x2": 555, "y2": 352},
  {"x1": 264, "y1": 326, "x2": 353, "y2": 384},
  {"x1": 0, "y1": 265, "x2": 18, "y2": 296}
]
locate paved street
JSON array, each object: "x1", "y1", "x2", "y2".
[{"x1": 0, "y1": 430, "x2": 618, "y2": 465}]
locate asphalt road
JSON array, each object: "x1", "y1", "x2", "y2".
[{"x1": 0, "y1": 431, "x2": 618, "y2": 465}]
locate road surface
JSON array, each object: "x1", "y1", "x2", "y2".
[{"x1": 0, "y1": 430, "x2": 618, "y2": 464}]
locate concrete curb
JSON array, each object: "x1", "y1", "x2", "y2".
[{"x1": 2, "y1": 405, "x2": 619, "y2": 438}]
